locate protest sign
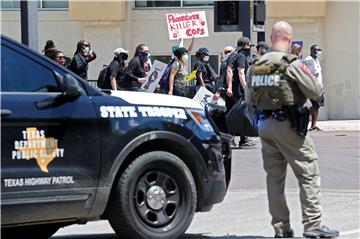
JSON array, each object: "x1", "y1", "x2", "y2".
[
  {"x1": 141, "y1": 60, "x2": 167, "y2": 92},
  {"x1": 166, "y1": 11, "x2": 209, "y2": 40},
  {"x1": 192, "y1": 86, "x2": 225, "y2": 108}
]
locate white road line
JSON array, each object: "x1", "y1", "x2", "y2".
[{"x1": 341, "y1": 229, "x2": 360, "y2": 236}]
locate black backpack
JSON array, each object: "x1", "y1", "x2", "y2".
[{"x1": 97, "y1": 66, "x2": 109, "y2": 88}]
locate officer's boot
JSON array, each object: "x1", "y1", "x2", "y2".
[{"x1": 303, "y1": 225, "x2": 339, "y2": 238}]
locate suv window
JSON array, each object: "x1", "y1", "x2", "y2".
[{"x1": 1, "y1": 45, "x2": 61, "y2": 92}]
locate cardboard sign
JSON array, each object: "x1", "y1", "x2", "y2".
[
  {"x1": 141, "y1": 60, "x2": 167, "y2": 92},
  {"x1": 166, "y1": 11, "x2": 209, "y2": 40},
  {"x1": 192, "y1": 86, "x2": 225, "y2": 108}
]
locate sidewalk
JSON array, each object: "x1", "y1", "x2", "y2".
[{"x1": 316, "y1": 120, "x2": 360, "y2": 131}]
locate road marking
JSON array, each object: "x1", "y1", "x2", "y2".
[{"x1": 341, "y1": 229, "x2": 360, "y2": 236}]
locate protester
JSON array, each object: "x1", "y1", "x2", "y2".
[
  {"x1": 105, "y1": 48, "x2": 129, "y2": 91},
  {"x1": 213, "y1": 46, "x2": 235, "y2": 102},
  {"x1": 304, "y1": 45, "x2": 324, "y2": 131},
  {"x1": 167, "y1": 47, "x2": 189, "y2": 96},
  {"x1": 251, "y1": 41, "x2": 270, "y2": 64},
  {"x1": 54, "y1": 50, "x2": 66, "y2": 66},
  {"x1": 226, "y1": 37, "x2": 255, "y2": 147},
  {"x1": 194, "y1": 47, "x2": 218, "y2": 93},
  {"x1": 124, "y1": 44, "x2": 150, "y2": 91},
  {"x1": 42, "y1": 40, "x2": 56, "y2": 56},
  {"x1": 69, "y1": 40, "x2": 97, "y2": 80},
  {"x1": 291, "y1": 43, "x2": 303, "y2": 59},
  {"x1": 44, "y1": 48, "x2": 66, "y2": 66},
  {"x1": 247, "y1": 21, "x2": 339, "y2": 238}
]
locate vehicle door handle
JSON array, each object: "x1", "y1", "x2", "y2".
[{"x1": 1, "y1": 109, "x2": 12, "y2": 117}]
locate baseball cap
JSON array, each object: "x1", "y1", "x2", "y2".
[
  {"x1": 256, "y1": 41, "x2": 270, "y2": 50},
  {"x1": 114, "y1": 48, "x2": 129, "y2": 55},
  {"x1": 237, "y1": 37, "x2": 254, "y2": 47}
]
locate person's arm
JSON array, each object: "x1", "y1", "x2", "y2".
[
  {"x1": 86, "y1": 50, "x2": 97, "y2": 63},
  {"x1": 226, "y1": 65, "x2": 233, "y2": 97},
  {"x1": 125, "y1": 58, "x2": 146, "y2": 83},
  {"x1": 110, "y1": 75, "x2": 117, "y2": 91},
  {"x1": 187, "y1": 37, "x2": 195, "y2": 53},
  {"x1": 196, "y1": 71, "x2": 205, "y2": 87},
  {"x1": 236, "y1": 54, "x2": 247, "y2": 89},
  {"x1": 168, "y1": 68, "x2": 177, "y2": 95},
  {"x1": 237, "y1": 66, "x2": 246, "y2": 89}
]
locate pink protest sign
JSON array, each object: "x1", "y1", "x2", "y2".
[{"x1": 166, "y1": 11, "x2": 209, "y2": 40}]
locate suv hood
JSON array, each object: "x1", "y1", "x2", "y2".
[{"x1": 110, "y1": 91, "x2": 202, "y2": 109}]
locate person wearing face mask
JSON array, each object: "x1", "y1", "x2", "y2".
[
  {"x1": 124, "y1": 44, "x2": 151, "y2": 91},
  {"x1": 251, "y1": 41, "x2": 270, "y2": 64},
  {"x1": 167, "y1": 47, "x2": 189, "y2": 97},
  {"x1": 69, "y1": 40, "x2": 97, "y2": 80},
  {"x1": 103, "y1": 48, "x2": 129, "y2": 91},
  {"x1": 304, "y1": 45, "x2": 324, "y2": 131},
  {"x1": 194, "y1": 47, "x2": 218, "y2": 93},
  {"x1": 226, "y1": 36, "x2": 256, "y2": 148}
]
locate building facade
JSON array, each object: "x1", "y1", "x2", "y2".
[{"x1": 1, "y1": 0, "x2": 359, "y2": 120}]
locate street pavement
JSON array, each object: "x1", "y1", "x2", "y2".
[{"x1": 52, "y1": 120, "x2": 360, "y2": 239}]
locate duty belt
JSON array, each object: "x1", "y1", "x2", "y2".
[{"x1": 260, "y1": 108, "x2": 288, "y2": 121}]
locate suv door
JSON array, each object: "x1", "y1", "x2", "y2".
[{"x1": 1, "y1": 40, "x2": 101, "y2": 225}]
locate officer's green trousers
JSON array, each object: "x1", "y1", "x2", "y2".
[{"x1": 258, "y1": 117, "x2": 322, "y2": 234}]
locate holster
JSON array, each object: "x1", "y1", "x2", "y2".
[
  {"x1": 260, "y1": 105, "x2": 310, "y2": 137},
  {"x1": 288, "y1": 105, "x2": 310, "y2": 137}
]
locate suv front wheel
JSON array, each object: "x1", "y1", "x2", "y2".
[{"x1": 108, "y1": 151, "x2": 197, "y2": 239}]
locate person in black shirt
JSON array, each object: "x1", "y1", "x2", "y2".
[
  {"x1": 226, "y1": 37, "x2": 255, "y2": 148},
  {"x1": 104, "y1": 48, "x2": 129, "y2": 91},
  {"x1": 194, "y1": 47, "x2": 218, "y2": 93},
  {"x1": 124, "y1": 44, "x2": 150, "y2": 91},
  {"x1": 69, "y1": 40, "x2": 97, "y2": 80}
]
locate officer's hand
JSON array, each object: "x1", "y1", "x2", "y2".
[
  {"x1": 213, "y1": 93, "x2": 220, "y2": 100},
  {"x1": 226, "y1": 87, "x2": 233, "y2": 97}
]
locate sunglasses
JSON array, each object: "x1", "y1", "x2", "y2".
[{"x1": 56, "y1": 56, "x2": 65, "y2": 59}]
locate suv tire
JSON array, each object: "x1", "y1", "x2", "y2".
[{"x1": 108, "y1": 151, "x2": 197, "y2": 239}]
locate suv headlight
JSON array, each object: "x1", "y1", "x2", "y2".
[{"x1": 187, "y1": 109, "x2": 214, "y2": 132}]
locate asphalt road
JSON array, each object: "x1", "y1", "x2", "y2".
[{"x1": 52, "y1": 131, "x2": 360, "y2": 239}]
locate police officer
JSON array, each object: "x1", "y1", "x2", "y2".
[{"x1": 246, "y1": 21, "x2": 339, "y2": 238}]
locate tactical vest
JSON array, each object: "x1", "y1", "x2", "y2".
[{"x1": 247, "y1": 54, "x2": 306, "y2": 110}]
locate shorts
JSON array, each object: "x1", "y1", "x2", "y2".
[{"x1": 310, "y1": 94, "x2": 325, "y2": 109}]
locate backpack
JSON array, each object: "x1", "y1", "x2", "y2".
[
  {"x1": 159, "y1": 58, "x2": 176, "y2": 91},
  {"x1": 97, "y1": 66, "x2": 109, "y2": 88}
]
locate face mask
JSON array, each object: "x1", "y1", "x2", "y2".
[
  {"x1": 138, "y1": 51, "x2": 150, "y2": 61},
  {"x1": 83, "y1": 47, "x2": 90, "y2": 55},
  {"x1": 203, "y1": 55, "x2": 209, "y2": 62},
  {"x1": 121, "y1": 53, "x2": 128, "y2": 61},
  {"x1": 315, "y1": 50, "x2": 322, "y2": 58},
  {"x1": 242, "y1": 48, "x2": 250, "y2": 56},
  {"x1": 223, "y1": 53, "x2": 231, "y2": 62},
  {"x1": 182, "y1": 54, "x2": 189, "y2": 63}
]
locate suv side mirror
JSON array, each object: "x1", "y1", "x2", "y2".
[{"x1": 62, "y1": 74, "x2": 85, "y2": 98}]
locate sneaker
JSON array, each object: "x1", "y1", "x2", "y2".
[
  {"x1": 275, "y1": 229, "x2": 294, "y2": 238},
  {"x1": 230, "y1": 139, "x2": 237, "y2": 147},
  {"x1": 303, "y1": 225, "x2": 339, "y2": 238},
  {"x1": 309, "y1": 126, "x2": 322, "y2": 132},
  {"x1": 239, "y1": 139, "x2": 257, "y2": 148}
]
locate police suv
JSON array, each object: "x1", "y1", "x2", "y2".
[{"x1": 1, "y1": 35, "x2": 232, "y2": 239}]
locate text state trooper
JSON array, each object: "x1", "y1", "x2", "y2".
[{"x1": 246, "y1": 21, "x2": 339, "y2": 238}]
